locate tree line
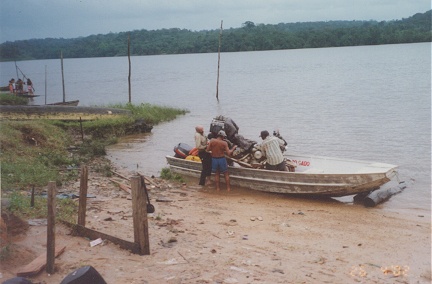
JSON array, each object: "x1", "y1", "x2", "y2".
[{"x1": 0, "y1": 10, "x2": 430, "y2": 61}]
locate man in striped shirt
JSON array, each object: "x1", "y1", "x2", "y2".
[{"x1": 259, "y1": 130, "x2": 287, "y2": 171}]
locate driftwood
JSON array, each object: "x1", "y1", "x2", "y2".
[
  {"x1": 110, "y1": 170, "x2": 130, "y2": 180},
  {"x1": 17, "y1": 244, "x2": 66, "y2": 277},
  {"x1": 363, "y1": 182, "x2": 406, "y2": 207},
  {"x1": 111, "y1": 170, "x2": 157, "y2": 188},
  {"x1": 109, "y1": 178, "x2": 131, "y2": 194}
]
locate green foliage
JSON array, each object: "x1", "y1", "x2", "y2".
[
  {"x1": 109, "y1": 103, "x2": 188, "y2": 124},
  {"x1": 1, "y1": 10, "x2": 430, "y2": 61},
  {"x1": 7, "y1": 191, "x2": 78, "y2": 223},
  {"x1": 93, "y1": 162, "x2": 113, "y2": 177},
  {"x1": 78, "y1": 139, "x2": 107, "y2": 157},
  {"x1": 0, "y1": 245, "x2": 11, "y2": 261},
  {"x1": 0, "y1": 103, "x2": 188, "y2": 227},
  {"x1": 0, "y1": 120, "x2": 73, "y2": 189},
  {"x1": 160, "y1": 167, "x2": 184, "y2": 183},
  {"x1": 49, "y1": 103, "x2": 187, "y2": 139},
  {"x1": 0, "y1": 94, "x2": 28, "y2": 105}
]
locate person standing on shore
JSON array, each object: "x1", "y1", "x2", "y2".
[
  {"x1": 16, "y1": 79, "x2": 24, "y2": 94},
  {"x1": 206, "y1": 130, "x2": 237, "y2": 191},
  {"x1": 259, "y1": 130, "x2": 287, "y2": 171},
  {"x1": 8, "y1": 79, "x2": 14, "y2": 93},
  {"x1": 195, "y1": 125, "x2": 212, "y2": 186},
  {"x1": 10, "y1": 79, "x2": 16, "y2": 94},
  {"x1": 27, "y1": 78, "x2": 34, "y2": 95}
]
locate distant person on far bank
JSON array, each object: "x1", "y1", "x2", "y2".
[
  {"x1": 206, "y1": 130, "x2": 237, "y2": 191},
  {"x1": 259, "y1": 130, "x2": 287, "y2": 171},
  {"x1": 16, "y1": 79, "x2": 24, "y2": 93},
  {"x1": 27, "y1": 78, "x2": 34, "y2": 95},
  {"x1": 8, "y1": 79, "x2": 14, "y2": 93}
]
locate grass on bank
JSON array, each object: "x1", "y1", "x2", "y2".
[
  {"x1": 51, "y1": 103, "x2": 188, "y2": 139},
  {"x1": 160, "y1": 167, "x2": 185, "y2": 183},
  {"x1": 0, "y1": 93, "x2": 29, "y2": 105},
  {"x1": 1, "y1": 102, "x2": 188, "y2": 222}
]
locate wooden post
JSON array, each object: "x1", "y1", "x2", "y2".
[
  {"x1": 128, "y1": 33, "x2": 131, "y2": 103},
  {"x1": 44, "y1": 65, "x2": 47, "y2": 105},
  {"x1": 30, "y1": 185, "x2": 35, "y2": 207},
  {"x1": 216, "y1": 20, "x2": 223, "y2": 101},
  {"x1": 46, "y1": 181, "x2": 56, "y2": 274},
  {"x1": 131, "y1": 176, "x2": 150, "y2": 255},
  {"x1": 77, "y1": 165, "x2": 88, "y2": 226},
  {"x1": 79, "y1": 117, "x2": 84, "y2": 141},
  {"x1": 60, "y1": 51, "x2": 66, "y2": 103}
]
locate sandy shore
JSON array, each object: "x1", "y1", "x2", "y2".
[{"x1": 1, "y1": 160, "x2": 431, "y2": 284}]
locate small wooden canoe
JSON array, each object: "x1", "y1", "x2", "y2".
[
  {"x1": 16, "y1": 93, "x2": 40, "y2": 98},
  {"x1": 166, "y1": 154, "x2": 398, "y2": 197}
]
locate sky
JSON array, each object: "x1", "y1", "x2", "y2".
[{"x1": 0, "y1": 0, "x2": 430, "y2": 43}]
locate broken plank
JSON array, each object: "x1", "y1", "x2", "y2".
[
  {"x1": 61, "y1": 221, "x2": 140, "y2": 254},
  {"x1": 17, "y1": 244, "x2": 66, "y2": 277},
  {"x1": 110, "y1": 170, "x2": 130, "y2": 181},
  {"x1": 109, "y1": 178, "x2": 131, "y2": 194}
]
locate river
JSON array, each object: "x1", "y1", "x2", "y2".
[{"x1": 0, "y1": 42, "x2": 430, "y2": 215}]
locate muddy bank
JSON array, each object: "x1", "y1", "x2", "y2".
[
  {"x1": 0, "y1": 105, "x2": 131, "y2": 120},
  {"x1": 1, "y1": 158, "x2": 430, "y2": 283}
]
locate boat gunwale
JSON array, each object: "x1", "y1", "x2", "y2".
[{"x1": 165, "y1": 155, "x2": 398, "y2": 177}]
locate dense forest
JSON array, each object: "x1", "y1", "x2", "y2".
[{"x1": 0, "y1": 10, "x2": 430, "y2": 61}]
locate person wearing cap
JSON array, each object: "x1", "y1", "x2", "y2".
[
  {"x1": 259, "y1": 130, "x2": 287, "y2": 171},
  {"x1": 206, "y1": 130, "x2": 237, "y2": 191},
  {"x1": 195, "y1": 125, "x2": 212, "y2": 186}
]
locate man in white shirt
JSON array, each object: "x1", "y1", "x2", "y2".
[{"x1": 259, "y1": 130, "x2": 287, "y2": 171}]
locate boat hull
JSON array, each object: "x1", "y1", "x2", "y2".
[{"x1": 166, "y1": 155, "x2": 398, "y2": 197}]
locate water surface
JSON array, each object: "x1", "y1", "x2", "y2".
[{"x1": 1, "y1": 43, "x2": 430, "y2": 215}]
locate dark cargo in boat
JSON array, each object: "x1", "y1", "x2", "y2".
[
  {"x1": 174, "y1": 143, "x2": 193, "y2": 158},
  {"x1": 210, "y1": 118, "x2": 225, "y2": 136}
]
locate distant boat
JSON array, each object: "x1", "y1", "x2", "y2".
[
  {"x1": 2, "y1": 63, "x2": 36, "y2": 95},
  {"x1": 15, "y1": 92, "x2": 40, "y2": 98}
]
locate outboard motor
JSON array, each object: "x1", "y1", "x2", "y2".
[{"x1": 173, "y1": 143, "x2": 193, "y2": 158}]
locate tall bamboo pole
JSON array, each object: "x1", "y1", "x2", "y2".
[
  {"x1": 61, "y1": 51, "x2": 66, "y2": 103},
  {"x1": 44, "y1": 65, "x2": 47, "y2": 105},
  {"x1": 216, "y1": 20, "x2": 223, "y2": 101},
  {"x1": 128, "y1": 34, "x2": 131, "y2": 103}
]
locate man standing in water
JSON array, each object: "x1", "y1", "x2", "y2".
[{"x1": 206, "y1": 130, "x2": 237, "y2": 191}]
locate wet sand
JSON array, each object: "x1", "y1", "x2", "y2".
[{"x1": 1, "y1": 160, "x2": 431, "y2": 283}]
